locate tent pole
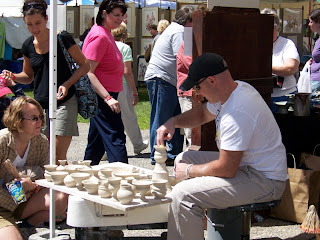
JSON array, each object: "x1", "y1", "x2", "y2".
[{"x1": 49, "y1": 0, "x2": 57, "y2": 239}]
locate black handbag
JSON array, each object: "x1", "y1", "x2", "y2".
[{"x1": 58, "y1": 32, "x2": 98, "y2": 119}]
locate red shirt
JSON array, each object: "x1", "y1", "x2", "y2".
[
  {"x1": 82, "y1": 24, "x2": 123, "y2": 92},
  {"x1": 177, "y1": 42, "x2": 192, "y2": 97}
]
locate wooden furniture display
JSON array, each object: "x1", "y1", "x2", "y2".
[{"x1": 191, "y1": 7, "x2": 274, "y2": 151}]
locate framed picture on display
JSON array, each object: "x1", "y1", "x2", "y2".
[
  {"x1": 80, "y1": 6, "x2": 94, "y2": 37},
  {"x1": 170, "y1": 10, "x2": 176, "y2": 22},
  {"x1": 66, "y1": 10, "x2": 74, "y2": 34},
  {"x1": 137, "y1": 56, "x2": 148, "y2": 82},
  {"x1": 283, "y1": 8, "x2": 303, "y2": 34},
  {"x1": 178, "y1": 3, "x2": 199, "y2": 10},
  {"x1": 141, "y1": 38, "x2": 152, "y2": 55},
  {"x1": 126, "y1": 3, "x2": 136, "y2": 38},
  {"x1": 159, "y1": 8, "x2": 170, "y2": 21},
  {"x1": 141, "y1": 7, "x2": 159, "y2": 37}
]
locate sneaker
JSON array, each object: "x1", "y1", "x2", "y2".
[
  {"x1": 19, "y1": 227, "x2": 36, "y2": 240},
  {"x1": 134, "y1": 140, "x2": 149, "y2": 154}
]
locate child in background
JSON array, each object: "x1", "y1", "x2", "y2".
[{"x1": 0, "y1": 75, "x2": 25, "y2": 129}]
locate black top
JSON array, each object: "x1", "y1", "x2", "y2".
[{"x1": 21, "y1": 31, "x2": 76, "y2": 109}]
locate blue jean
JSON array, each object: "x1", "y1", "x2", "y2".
[
  {"x1": 84, "y1": 92, "x2": 128, "y2": 165},
  {"x1": 146, "y1": 78, "x2": 184, "y2": 163}
]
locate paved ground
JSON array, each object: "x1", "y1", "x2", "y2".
[{"x1": 33, "y1": 123, "x2": 316, "y2": 240}]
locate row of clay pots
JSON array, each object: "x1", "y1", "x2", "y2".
[{"x1": 43, "y1": 162, "x2": 168, "y2": 204}]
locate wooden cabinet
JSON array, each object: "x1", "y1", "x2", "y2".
[{"x1": 191, "y1": 7, "x2": 274, "y2": 151}]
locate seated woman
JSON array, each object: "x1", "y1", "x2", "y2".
[{"x1": 0, "y1": 96, "x2": 68, "y2": 240}]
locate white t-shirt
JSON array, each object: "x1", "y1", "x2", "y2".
[
  {"x1": 207, "y1": 81, "x2": 288, "y2": 181},
  {"x1": 144, "y1": 22, "x2": 184, "y2": 86},
  {"x1": 13, "y1": 140, "x2": 31, "y2": 167},
  {"x1": 272, "y1": 36, "x2": 300, "y2": 97}
]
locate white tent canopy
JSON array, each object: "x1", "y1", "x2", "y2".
[{"x1": 0, "y1": 1, "x2": 66, "y2": 49}]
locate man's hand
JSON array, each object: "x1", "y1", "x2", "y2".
[
  {"x1": 156, "y1": 119, "x2": 175, "y2": 146},
  {"x1": 174, "y1": 162, "x2": 189, "y2": 181}
]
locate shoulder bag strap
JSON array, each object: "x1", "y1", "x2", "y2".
[{"x1": 57, "y1": 33, "x2": 76, "y2": 74}]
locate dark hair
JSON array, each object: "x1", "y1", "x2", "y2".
[
  {"x1": 96, "y1": 0, "x2": 127, "y2": 26},
  {"x1": 148, "y1": 24, "x2": 157, "y2": 31},
  {"x1": 173, "y1": 6, "x2": 194, "y2": 26},
  {"x1": 22, "y1": 0, "x2": 47, "y2": 19},
  {"x1": 309, "y1": 9, "x2": 320, "y2": 24}
]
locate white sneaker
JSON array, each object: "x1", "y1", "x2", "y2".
[{"x1": 134, "y1": 140, "x2": 149, "y2": 154}]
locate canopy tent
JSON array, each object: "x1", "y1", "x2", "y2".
[{"x1": 49, "y1": 0, "x2": 178, "y2": 9}]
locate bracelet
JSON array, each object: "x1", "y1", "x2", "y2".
[
  {"x1": 185, "y1": 164, "x2": 193, "y2": 179},
  {"x1": 105, "y1": 96, "x2": 112, "y2": 102},
  {"x1": 12, "y1": 74, "x2": 16, "y2": 81},
  {"x1": 31, "y1": 185, "x2": 40, "y2": 195},
  {"x1": 133, "y1": 93, "x2": 138, "y2": 97}
]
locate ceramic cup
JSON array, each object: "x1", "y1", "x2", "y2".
[
  {"x1": 70, "y1": 172, "x2": 91, "y2": 191},
  {"x1": 82, "y1": 180, "x2": 99, "y2": 195},
  {"x1": 50, "y1": 171, "x2": 68, "y2": 185}
]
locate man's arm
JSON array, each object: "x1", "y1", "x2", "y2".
[
  {"x1": 175, "y1": 150, "x2": 243, "y2": 180},
  {"x1": 156, "y1": 103, "x2": 215, "y2": 146}
]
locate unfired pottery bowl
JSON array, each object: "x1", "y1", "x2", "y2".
[
  {"x1": 70, "y1": 172, "x2": 91, "y2": 191},
  {"x1": 82, "y1": 180, "x2": 99, "y2": 195},
  {"x1": 50, "y1": 171, "x2": 68, "y2": 185},
  {"x1": 44, "y1": 164, "x2": 58, "y2": 172}
]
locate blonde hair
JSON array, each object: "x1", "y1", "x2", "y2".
[
  {"x1": 157, "y1": 20, "x2": 170, "y2": 34},
  {"x1": 3, "y1": 96, "x2": 45, "y2": 132},
  {"x1": 111, "y1": 22, "x2": 128, "y2": 41}
]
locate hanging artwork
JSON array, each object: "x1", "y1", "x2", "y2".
[
  {"x1": 80, "y1": 6, "x2": 94, "y2": 37},
  {"x1": 126, "y1": 3, "x2": 136, "y2": 38},
  {"x1": 137, "y1": 56, "x2": 148, "y2": 82},
  {"x1": 66, "y1": 10, "x2": 74, "y2": 34},
  {"x1": 283, "y1": 8, "x2": 303, "y2": 34},
  {"x1": 141, "y1": 38, "x2": 152, "y2": 55},
  {"x1": 142, "y1": 7, "x2": 159, "y2": 37},
  {"x1": 170, "y1": 10, "x2": 176, "y2": 22}
]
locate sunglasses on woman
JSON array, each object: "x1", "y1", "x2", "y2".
[
  {"x1": 23, "y1": 2, "x2": 44, "y2": 11},
  {"x1": 23, "y1": 115, "x2": 44, "y2": 123}
]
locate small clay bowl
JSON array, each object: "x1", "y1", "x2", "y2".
[{"x1": 50, "y1": 171, "x2": 68, "y2": 185}]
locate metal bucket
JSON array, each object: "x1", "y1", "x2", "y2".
[{"x1": 294, "y1": 93, "x2": 310, "y2": 116}]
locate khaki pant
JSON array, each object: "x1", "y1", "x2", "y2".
[
  {"x1": 0, "y1": 202, "x2": 27, "y2": 229},
  {"x1": 168, "y1": 151, "x2": 286, "y2": 240}
]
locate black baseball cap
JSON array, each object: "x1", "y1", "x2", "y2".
[{"x1": 180, "y1": 52, "x2": 228, "y2": 91}]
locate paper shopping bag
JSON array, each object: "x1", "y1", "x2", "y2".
[
  {"x1": 300, "y1": 145, "x2": 320, "y2": 170},
  {"x1": 270, "y1": 167, "x2": 320, "y2": 223}
]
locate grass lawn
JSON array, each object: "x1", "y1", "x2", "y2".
[{"x1": 21, "y1": 84, "x2": 151, "y2": 130}]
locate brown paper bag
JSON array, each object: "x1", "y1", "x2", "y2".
[
  {"x1": 300, "y1": 145, "x2": 320, "y2": 170},
  {"x1": 271, "y1": 156, "x2": 320, "y2": 223}
]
